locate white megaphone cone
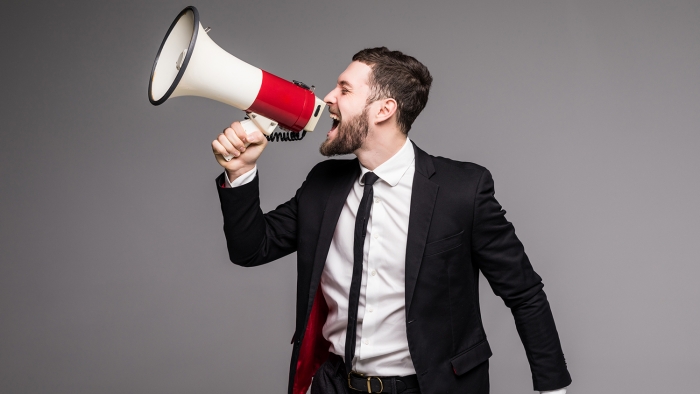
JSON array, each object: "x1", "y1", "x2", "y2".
[{"x1": 149, "y1": 6, "x2": 326, "y2": 160}]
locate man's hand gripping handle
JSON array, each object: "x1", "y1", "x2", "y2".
[
  {"x1": 221, "y1": 113, "x2": 276, "y2": 161},
  {"x1": 212, "y1": 113, "x2": 271, "y2": 182}
]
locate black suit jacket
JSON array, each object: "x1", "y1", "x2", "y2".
[{"x1": 217, "y1": 142, "x2": 571, "y2": 394}]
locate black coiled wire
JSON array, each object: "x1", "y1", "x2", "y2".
[{"x1": 266, "y1": 130, "x2": 307, "y2": 142}]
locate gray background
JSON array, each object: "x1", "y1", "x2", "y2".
[{"x1": 1, "y1": 0, "x2": 698, "y2": 392}]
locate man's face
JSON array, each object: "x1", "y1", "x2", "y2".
[{"x1": 320, "y1": 61, "x2": 374, "y2": 156}]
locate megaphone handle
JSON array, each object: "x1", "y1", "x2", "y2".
[{"x1": 223, "y1": 113, "x2": 277, "y2": 161}]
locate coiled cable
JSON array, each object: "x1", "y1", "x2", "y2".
[{"x1": 266, "y1": 130, "x2": 307, "y2": 142}]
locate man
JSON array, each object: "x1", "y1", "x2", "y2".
[{"x1": 212, "y1": 47, "x2": 572, "y2": 394}]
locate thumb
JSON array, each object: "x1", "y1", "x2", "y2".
[{"x1": 246, "y1": 129, "x2": 267, "y2": 145}]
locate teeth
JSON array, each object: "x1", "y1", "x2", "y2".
[{"x1": 329, "y1": 113, "x2": 340, "y2": 121}]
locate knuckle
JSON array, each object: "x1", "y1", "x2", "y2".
[{"x1": 225, "y1": 129, "x2": 238, "y2": 141}]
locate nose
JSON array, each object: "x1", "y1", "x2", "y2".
[{"x1": 323, "y1": 88, "x2": 337, "y2": 105}]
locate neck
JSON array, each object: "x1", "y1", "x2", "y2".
[{"x1": 354, "y1": 126, "x2": 407, "y2": 171}]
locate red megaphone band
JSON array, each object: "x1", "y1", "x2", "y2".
[{"x1": 247, "y1": 71, "x2": 317, "y2": 132}]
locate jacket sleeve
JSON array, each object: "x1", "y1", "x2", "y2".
[
  {"x1": 471, "y1": 169, "x2": 572, "y2": 391},
  {"x1": 216, "y1": 169, "x2": 309, "y2": 267}
]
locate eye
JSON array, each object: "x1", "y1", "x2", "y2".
[{"x1": 341, "y1": 89, "x2": 349, "y2": 95}]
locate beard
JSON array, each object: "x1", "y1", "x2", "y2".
[{"x1": 319, "y1": 106, "x2": 370, "y2": 157}]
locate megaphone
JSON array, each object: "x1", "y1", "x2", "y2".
[{"x1": 148, "y1": 6, "x2": 326, "y2": 159}]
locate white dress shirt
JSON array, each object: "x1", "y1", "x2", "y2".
[
  {"x1": 224, "y1": 140, "x2": 567, "y2": 393},
  {"x1": 321, "y1": 137, "x2": 416, "y2": 376}
]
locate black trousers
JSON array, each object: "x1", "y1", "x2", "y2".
[{"x1": 310, "y1": 353, "x2": 421, "y2": 394}]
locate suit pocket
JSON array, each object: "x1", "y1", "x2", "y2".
[
  {"x1": 450, "y1": 339, "x2": 492, "y2": 376},
  {"x1": 424, "y1": 230, "x2": 464, "y2": 257}
]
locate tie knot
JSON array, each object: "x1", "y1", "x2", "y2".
[{"x1": 362, "y1": 172, "x2": 379, "y2": 186}]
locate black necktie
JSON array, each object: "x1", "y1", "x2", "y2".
[{"x1": 345, "y1": 171, "x2": 380, "y2": 374}]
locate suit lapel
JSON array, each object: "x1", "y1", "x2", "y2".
[
  {"x1": 405, "y1": 143, "x2": 438, "y2": 315},
  {"x1": 307, "y1": 160, "x2": 359, "y2": 315}
]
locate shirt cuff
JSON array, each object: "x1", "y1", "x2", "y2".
[
  {"x1": 541, "y1": 388, "x2": 567, "y2": 394},
  {"x1": 224, "y1": 166, "x2": 257, "y2": 188}
]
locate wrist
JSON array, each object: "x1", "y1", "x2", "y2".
[{"x1": 226, "y1": 165, "x2": 255, "y2": 182}]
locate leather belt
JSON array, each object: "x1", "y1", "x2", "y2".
[{"x1": 347, "y1": 370, "x2": 419, "y2": 393}]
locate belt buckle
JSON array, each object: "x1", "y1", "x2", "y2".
[
  {"x1": 347, "y1": 371, "x2": 383, "y2": 393},
  {"x1": 367, "y1": 376, "x2": 384, "y2": 393}
]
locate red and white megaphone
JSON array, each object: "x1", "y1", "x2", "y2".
[{"x1": 148, "y1": 6, "x2": 326, "y2": 160}]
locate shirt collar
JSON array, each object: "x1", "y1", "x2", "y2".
[{"x1": 358, "y1": 138, "x2": 415, "y2": 187}]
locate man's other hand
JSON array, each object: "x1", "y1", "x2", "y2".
[{"x1": 212, "y1": 121, "x2": 268, "y2": 182}]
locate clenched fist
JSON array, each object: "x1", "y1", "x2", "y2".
[{"x1": 212, "y1": 121, "x2": 268, "y2": 182}]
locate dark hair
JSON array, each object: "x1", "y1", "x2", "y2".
[{"x1": 352, "y1": 47, "x2": 432, "y2": 134}]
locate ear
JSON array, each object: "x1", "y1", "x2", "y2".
[{"x1": 373, "y1": 98, "x2": 398, "y2": 125}]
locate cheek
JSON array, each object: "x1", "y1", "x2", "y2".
[{"x1": 340, "y1": 100, "x2": 362, "y2": 118}]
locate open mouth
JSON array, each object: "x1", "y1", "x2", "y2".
[{"x1": 329, "y1": 111, "x2": 340, "y2": 132}]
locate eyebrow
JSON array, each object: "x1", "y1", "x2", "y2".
[{"x1": 338, "y1": 80, "x2": 352, "y2": 89}]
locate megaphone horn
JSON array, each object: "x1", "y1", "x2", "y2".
[{"x1": 148, "y1": 6, "x2": 326, "y2": 157}]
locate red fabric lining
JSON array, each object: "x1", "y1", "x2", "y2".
[{"x1": 292, "y1": 285, "x2": 330, "y2": 394}]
